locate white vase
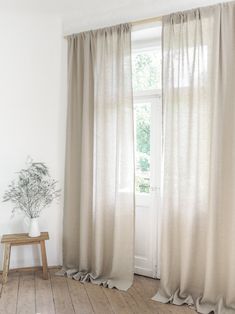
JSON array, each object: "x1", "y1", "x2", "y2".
[{"x1": 28, "y1": 218, "x2": 40, "y2": 237}]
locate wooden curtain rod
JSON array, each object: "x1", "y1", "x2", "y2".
[
  {"x1": 131, "y1": 15, "x2": 162, "y2": 26},
  {"x1": 64, "y1": 15, "x2": 162, "y2": 38}
]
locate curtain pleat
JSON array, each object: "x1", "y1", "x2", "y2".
[
  {"x1": 154, "y1": 2, "x2": 235, "y2": 313},
  {"x1": 61, "y1": 24, "x2": 135, "y2": 291}
]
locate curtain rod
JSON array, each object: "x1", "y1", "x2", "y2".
[
  {"x1": 131, "y1": 15, "x2": 162, "y2": 26},
  {"x1": 64, "y1": 15, "x2": 162, "y2": 38}
]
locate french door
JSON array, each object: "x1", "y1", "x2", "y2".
[
  {"x1": 131, "y1": 23, "x2": 162, "y2": 278},
  {"x1": 134, "y1": 94, "x2": 162, "y2": 278}
]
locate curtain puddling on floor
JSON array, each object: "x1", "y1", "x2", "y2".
[
  {"x1": 154, "y1": 2, "x2": 235, "y2": 313},
  {"x1": 60, "y1": 24, "x2": 135, "y2": 291}
]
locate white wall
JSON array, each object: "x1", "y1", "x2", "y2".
[
  {"x1": 62, "y1": 0, "x2": 234, "y2": 35},
  {"x1": 0, "y1": 10, "x2": 67, "y2": 269}
]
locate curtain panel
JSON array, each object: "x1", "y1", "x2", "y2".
[
  {"x1": 153, "y1": 2, "x2": 235, "y2": 313},
  {"x1": 61, "y1": 24, "x2": 135, "y2": 291}
]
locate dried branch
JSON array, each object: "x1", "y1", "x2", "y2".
[{"x1": 3, "y1": 160, "x2": 60, "y2": 218}]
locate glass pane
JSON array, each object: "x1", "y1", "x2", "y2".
[
  {"x1": 134, "y1": 102, "x2": 151, "y2": 193},
  {"x1": 132, "y1": 49, "x2": 161, "y2": 92}
]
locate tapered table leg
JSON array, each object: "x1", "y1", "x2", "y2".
[
  {"x1": 40, "y1": 240, "x2": 48, "y2": 279},
  {"x1": 2, "y1": 243, "x2": 11, "y2": 284}
]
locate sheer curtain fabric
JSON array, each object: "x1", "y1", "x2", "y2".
[
  {"x1": 154, "y1": 2, "x2": 235, "y2": 313},
  {"x1": 62, "y1": 24, "x2": 134, "y2": 291}
]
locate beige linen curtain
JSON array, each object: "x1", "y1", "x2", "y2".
[
  {"x1": 153, "y1": 2, "x2": 235, "y2": 313},
  {"x1": 61, "y1": 24, "x2": 134, "y2": 291}
]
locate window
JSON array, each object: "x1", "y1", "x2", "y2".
[
  {"x1": 132, "y1": 24, "x2": 162, "y2": 278},
  {"x1": 132, "y1": 49, "x2": 161, "y2": 92},
  {"x1": 132, "y1": 26, "x2": 162, "y2": 194},
  {"x1": 134, "y1": 101, "x2": 151, "y2": 193}
]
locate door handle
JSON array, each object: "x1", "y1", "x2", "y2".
[{"x1": 150, "y1": 187, "x2": 160, "y2": 192}]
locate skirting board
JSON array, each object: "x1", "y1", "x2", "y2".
[{"x1": 0, "y1": 265, "x2": 61, "y2": 274}]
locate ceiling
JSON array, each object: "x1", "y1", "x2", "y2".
[{"x1": 0, "y1": 0, "x2": 232, "y2": 34}]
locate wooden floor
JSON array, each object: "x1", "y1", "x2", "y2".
[{"x1": 0, "y1": 269, "x2": 196, "y2": 314}]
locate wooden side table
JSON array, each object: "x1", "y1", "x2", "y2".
[{"x1": 1, "y1": 232, "x2": 49, "y2": 284}]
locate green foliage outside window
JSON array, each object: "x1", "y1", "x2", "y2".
[
  {"x1": 132, "y1": 50, "x2": 161, "y2": 91},
  {"x1": 135, "y1": 103, "x2": 151, "y2": 193},
  {"x1": 132, "y1": 49, "x2": 161, "y2": 193},
  {"x1": 136, "y1": 176, "x2": 150, "y2": 193}
]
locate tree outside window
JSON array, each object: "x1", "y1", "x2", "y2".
[{"x1": 132, "y1": 49, "x2": 161, "y2": 193}]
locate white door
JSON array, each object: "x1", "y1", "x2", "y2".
[
  {"x1": 131, "y1": 23, "x2": 162, "y2": 278},
  {"x1": 134, "y1": 96, "x2": 162, "y2": 278}
]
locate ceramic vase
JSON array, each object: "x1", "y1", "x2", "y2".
[{"x1": 28, "y1": 218, "x2": 40, "y2": 237}]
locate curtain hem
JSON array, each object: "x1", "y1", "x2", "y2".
[
  {"x1": 55, "y1": 268, "x2": 133, "y2": 291},
  {"x1": 152, "y1": 290, "x2": 235, "y2": 314}
]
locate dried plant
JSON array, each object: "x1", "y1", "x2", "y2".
[{"x1": 3, "y1": 160, "x2": 60, "y2": 218}]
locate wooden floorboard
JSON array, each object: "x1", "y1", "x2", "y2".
[
  {"x1": 50, "y1": 269, "x2": 75, "y2": 314},
  {"x1": 35, "y1": 270, "x2": 55, "y2": 314},
  {"x1": 67, "y1": 277, "x2": 94, "y2": 314},
  {"x1": 120, "y1": 289, "x2": 141, "y2": 314},
  {"x1": 127, "y1": 282, "x2": 152, "y2": 314},
  {"x1": 84, "y1": 282, "x2": 114, "y2": 314},
  {"x1": 0, "y1": 270, "x2": 197, "y2": 314},
  {"x1": 0, "y1": 272, "x2": 19, "y2": 314},
  {"x1": 16, "y1": 272, "x2": 35, "y2": 314},
  {"x1": 103, "y1": 287, "x2": 131, "y2": 314}
]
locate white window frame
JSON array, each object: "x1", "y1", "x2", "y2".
[
  {"x1": 132, "y1": 31, "x2": 162, "y2": 278},
  {"x1": 132, "y1": 39, "x2": 162, "y2": 196}
]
